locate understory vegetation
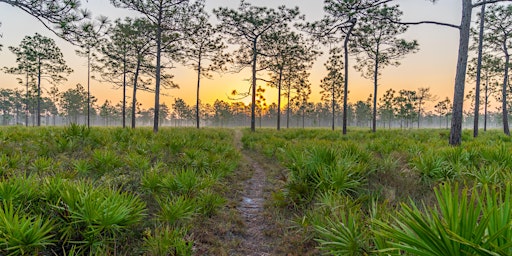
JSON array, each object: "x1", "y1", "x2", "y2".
[
  {"x1": 0, "y1": 125, "x2": 240, "y2": 255},
  {"x1": 242, "y1": 128, "x2": 512, "y2": 255}
]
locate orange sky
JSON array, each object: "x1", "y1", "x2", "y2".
[{"x1": 0, "y1": 0, "x2": 462, "y2": 111}]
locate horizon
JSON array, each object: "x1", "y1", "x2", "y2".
[{"x1": 0, "y1": 0, "x2": 464, "y2": 112}]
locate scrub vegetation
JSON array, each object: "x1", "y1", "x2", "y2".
[
  {"x1": 0, "y1": 125, "x2": 240, "y2": 255},
  {"x1": 242, "y1": 128, "x2": 512, "y2": 255}
]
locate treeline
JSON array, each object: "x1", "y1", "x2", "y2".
[{"x1": 0, "y1": 85, "x2": 505, "y2": 129}]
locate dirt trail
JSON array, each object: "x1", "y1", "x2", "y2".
[{"x1": 230, "y1": 129, "x2": 274, "y2": 256}]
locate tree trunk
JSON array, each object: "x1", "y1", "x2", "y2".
[
  {"x1": 153, "y1": 6, "x2": 163, "y2": 133},
  {"x1": 87, "y1": 51, "x2": 91, "y2": 128},
  {"x1": 343, "y1": 21, "x2": 356, "y2": 135},
  {"x1": 122, "y1": 51, "x2": 127, "y2": 128},
  {"x1": 25, "y1": 73, "x2": 29, "y2": 127},
  {"x1": 250, "y1": 38, "x2": 258, "y2": 132},
  {"x1": 277, "y1": 66, "x2": 283, "y2": 130},
  {"x1": 449, "y1": 0, "x2": 472, "y2": 146},
  {"x1": 372, "y1": 48, "x2": 379, "y2": 133},
  {"x1": 484, "y1": 73, "x2": 489, "y2": 131},
  {"x1": 196, "y1": 52, "x2": 202, "y2": 129},
  {"x1": 473, "y1": 3, "x2": 486, "y2": 137},
  {"x1": 331, "y1": 80, "x2": 335, "y2": 131},
  {"x1": 502, "y1": 50, "x2": 510, "y2": 135},
  {"x1": 37, "y1": 61, "x2": 41, "y2": 127},
  {"x1": 132, "y1": 58, "x2": 141, "y2": 129},
  {"x1": 286, "y1": 75, "x2": 291, "y2": 129}
]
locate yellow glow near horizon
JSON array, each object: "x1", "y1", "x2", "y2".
[{"x1": 0, "y1": 0, "x2": 464, "y2": 113}]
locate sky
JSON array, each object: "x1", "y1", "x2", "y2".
[{"x1": 0, "y1": 0, "x2": 462, "y2": 110}]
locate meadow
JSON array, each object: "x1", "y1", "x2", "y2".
[
  {"x1": 2, "y1": 126, "x2": 512, "y2": 255},
  {"x1": 242, "y1": 128, "x2": 512, "y2": 255},
  {"x1": 0, "y1": 125, "x2": 240, "y2": 255}
]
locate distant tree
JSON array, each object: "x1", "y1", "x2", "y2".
[
  {"x1": 305, "y1": 0, "x2": 391, "y2": 134},
  {"x1": 184, "y1": 1, "x2": 228, "y2": 129},
  {"x1": 285, "y1": 70, "x2": 310, "y2": 128},
  {"x1": 470, "y1": 2, "x2": 487, "y2": 137},
  {"x1": 291, "y1": 72, "x2": 312, "y2": 129},
  {"x1": 97, "y1": 17, "x2": 155, "y2": 129},
  {"x1": 482, "y1": 4, "x2": 512, "y2": 136},
  {"x1": 214, "y1": 0, "x2": 300, "y2": 132},
  {"x1": 261, "y1": 27, "x2": 318, "y2": 130},
  {"x1": 6, "y1": 33, "x2": 72, "y2": 126},
  {"x1": 416, "y1": 87, "x2": 438, "y2": 128},
  {"x1": 4, "y1": 43, "x2": 37, "y2": 126},
  {"x1": 320, "y1": 48, "x2": 344, "y2": 131},
  {"x1": 435, "y1": 97, "x2": 452, "y2": 129},
  {"x1": 467, "y1": 53, "x2": 502, "y2": 131},
  {"x1": 352, "y1": 4, "x2": 418, "y2": 132},
  {"x1": 213, "y1": 100, "x2": 231, "y2": 127},
  {"x1": 378, "y1": 88, "x2": 395, "y2": 128},
  {"x1": 59, "y1": 84, "x2": 89, "y2": 124},
  {"x1": 99, "y1": 100, "x2": 116, "y2": 126},
  {"x1": 172, "y1": 98, "x2": 192, "y2": 126},
  {"x1": 393, "y1": 89, "x2": 417, "y2": 128},
  {"x1": 355, "y1": 97, "x2": 372, "y2": 127},
  {"x1": 255, "y1": 86, "x2": 267, "y2": 128},
  {"x1": 74, "y1": 16, "x2": 109, "y2": 127},
  {"x1": 110, "y1": 0, "x2": 192, "y2": 132}
]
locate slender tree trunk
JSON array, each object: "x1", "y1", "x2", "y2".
[
  {"x1": 449, "y1": 0, "x2": 472, "y2": 146},
  {"x1": 277, "y1": 66, "x2": 283, "y2": 130},
  {"x1": 473, "y1": 3, "x2": 486, "y2": 137},
  {"x1": 37, "y1": 61, "x2": 41, "y2": 127},
  {"x1": 250, "y1": 38, "x2": 258, "y2": 132},
  {"x1": 196, "y1": 52, "x2": 202, "y2": 129},
  {"x1": 502, "y1": 50, "x2": 510, "y2": 135},
  {"x1": 331, "y1": 80, "x2": 335, "y2": 131},
  {"x1": 286, "y1": 76, "x2": 291, "y2": 129},
  {"x1": 153, "y1": 7, "x2": 163, "y2": 133},
  {"x1": 132, "y1": 58, "x2": 141, "y2": 129},
  {"x1": 484, "y1": 73, "x2": 489, "y2": 131},
  {"x1": 122, "y1": 52, "x2": 127, "y2": 128},
  {"x1": 343, "y1": 21, "x2": 356, "y2": 135},
  {"x1": 87, "y1": 51, "x2": 91, "y2": 128},
  {"x1": 25, "y1": 73, "x2": 29, "y2": 127},
  {"x1": 372, "y1": 49, "x2": 379, "y2": 133}
]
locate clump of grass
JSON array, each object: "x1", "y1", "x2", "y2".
[
  {"x1": 143, "y1": 225, "x2": 192, "y2": 256},
  {"x1": 0, "y1": 201, "x2": 55, "y2": 255}
]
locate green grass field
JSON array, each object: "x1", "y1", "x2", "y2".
[
  {"x1": 242, "y1": 128, "x2": 512, "y2": 255},
  {"x1": 0, "y1": 125, "x2": 240, "y2": 255},
  {"x1": 1, "y1": 126, "x2": 512, "y2": 255}
]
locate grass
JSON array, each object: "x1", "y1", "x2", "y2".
[
  {"x1": 242, "y1": 128, "x2": 512, "y2": 255},
  {"x1": 5, "y1": 125, "x2": 512, "y2": 255},
  {"x1": 0, "y1": 126, "x2": 240, "y2": 255}
]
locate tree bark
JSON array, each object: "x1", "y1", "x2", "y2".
[
  {"x1": 372, "y1": 47, "x2": 379, "y2": 133},
  {"x1": 132, "y1": 58, "x2": 141, "y2": 129},
  {"x1": 37, "y1": 60, "x2": 41, "y2": 127},
  {"x1": 87, "y1": 51, "x2": 91, "y2": 127},
  {"x1": 502, "y1": 50, "x2": 510, "y2": 135},
  {"x1": 343, "y1": 21, "x2": 356, "y2": 135},
  {"x1": 250, "y1": 38, "x2": 258, "y2": 132},
  {"x1": 474, "y1": 3, "x2": 486, "y2": 137},
  {"x1": 196, "y1": 51, "x2": 202, "y2": 129},
  {"x1": 449, "y1": 0, "x2": 472, "y2": 146},
  {"x1": 277, "y1": 66, "x2": 283, "y2": 131},
  {"x1": 331, "y1": 80, "x2": 335, "y2": 131},
  {"x1": 122, "y1": 51, "x2": 127, "y2": 128},
  {"x1": 153, "y1": 5, "x2": 163, "y2": 133},
  {"x1": 484, "y1": 73, "x2": 489, "y2": 131}
]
